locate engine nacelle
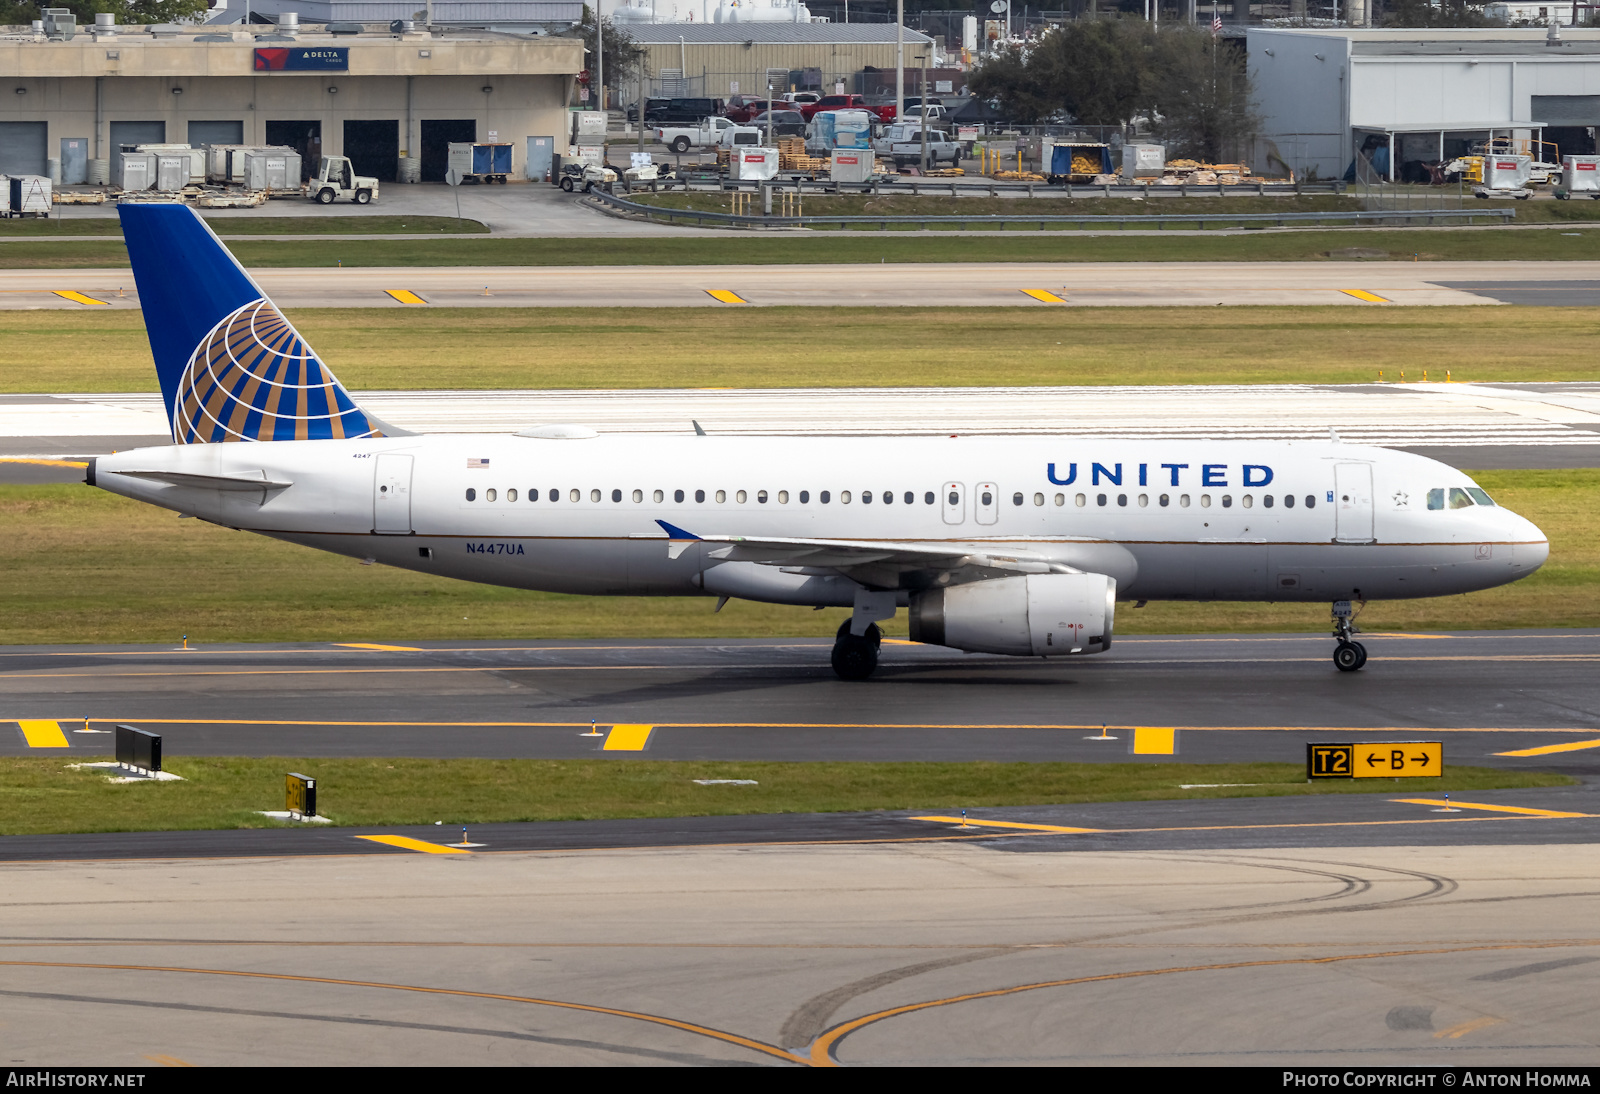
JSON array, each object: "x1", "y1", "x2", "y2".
[{"x1": 909, "y1": 573, "x2": 1116, "y2": 657}]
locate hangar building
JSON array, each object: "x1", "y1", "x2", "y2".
[
  {"x1": 0, "y1": 18, "x2": 582, "y2": 184},
  {"x1": 1250, "y1": 26, "x2": 1600, "y2": 183}
]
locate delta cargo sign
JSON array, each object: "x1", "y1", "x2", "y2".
[{"x1": 254, "y1": 47, "x2": 349, "y2": 71}]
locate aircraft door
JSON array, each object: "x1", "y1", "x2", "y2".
[
  {"x1": 373, "y1": 454, "x2": 413, "y2": 534},
  {"x1": 975, "y1": 482, "x2": 999, "y2": 526},
  {"x1": 1334, "y1": 463, "x2": 1374, "y2": 543},
  {"x1": 942, "y1": 481, "x2": 965, "y2": 525}
]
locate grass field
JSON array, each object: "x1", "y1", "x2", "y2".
[
  {"x1": 0, "y1": 757, "x2": 1571, "y2": 835},
  {"x1": 0, "y1": 215, "x2": 486, "y2": 236},
  {"x1": 3, "y1": 226, "x2": 1600, "y2": 268},
  {"x1": 6, "y1": 305, "x2": 1600, "y2": 394},
  {"x1": 0, "y1": 469, "x2": 1592, "y2": 645}
]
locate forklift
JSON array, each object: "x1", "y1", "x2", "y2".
[{"x1": 307, "y1": 155, "x2": 379, "y2": 204}]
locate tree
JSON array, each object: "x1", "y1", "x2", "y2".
[
  {"x1": 968, "y1": 43, "x2": 1060, "y2": 124},
  {"x1": 970, "y1": 19, "x2": 1154, "y2": 127},
  {"x1": 1380, "y1": 0, "x2": 1499, "y2": 27},
  {"x1": 1147, "y1": 28, "x2": 1260, "y2": 162},
  {"x1": 0, "y1": 0, "x2": 211, "y2": 25},
  {"x1": 565, "y1": 5, "x2": 646, "y2": 96}
]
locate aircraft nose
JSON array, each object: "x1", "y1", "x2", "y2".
[{"x1": 1502, "y1": 508, "x2": 1549, "y2": 573}]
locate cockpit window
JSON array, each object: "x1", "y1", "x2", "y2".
[
  {"x1": 1427, "y1": 488, "x2": 1444, "y2": 511},
  {"x1": 1467, "y1": 487, "x2": 1496, "y2": 507},
  {"x1": 1449, "y1": 487, "x2": 1474, "y2": 509}
]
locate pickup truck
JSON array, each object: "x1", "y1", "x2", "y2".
[
  {"x1": 800, "y1": 94, "x2": 896, "y2": 123},
  {"x1": 655, "y1": 116, "x2": 739, "y2": 153},
  {"x1": 882, "y1": 128, "x2": 963, "y2": 169}
]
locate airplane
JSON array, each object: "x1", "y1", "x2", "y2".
[{"x1": 88, "y1": 202, "x2": 1550, "y2": 680}]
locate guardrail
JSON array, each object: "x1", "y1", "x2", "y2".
[{"x1": 590, "y1": 189, "x2": 1518, "y2": 231}]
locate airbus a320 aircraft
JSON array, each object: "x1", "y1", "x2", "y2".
[{"x1": 90, "y1": 203, "x2": 1549, "y2": 679}]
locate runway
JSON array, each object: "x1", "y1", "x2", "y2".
[
  {"x1": 5, "y1": 260, "x2": 1600, "y2": 309},
  {"x1": 2, "y1": 839, "x2": 1597, "y2": 1065},
  {"x1": 6, "y1": 382, "x2": 1600, "y2": 473},
  {"x1": 7, "y1": 632, "x2": 1600, "y2": 767}
]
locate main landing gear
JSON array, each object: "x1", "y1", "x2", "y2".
[
  {"x1": 832, "y1": 620, "x2": 882, "y2": 681},
  {"x1": 1332, "y1": 598, "x2": 1368, "y2": 673}
]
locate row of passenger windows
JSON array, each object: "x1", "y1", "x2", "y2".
[
  {"x1": 1429, "y1": 487, "x2": 1495, "y2": 510},
  {"x1": 465, "y1": 487, "x2": 943, "y2": 505},
  {"x1": 1039, "y1": 492, "x2": 1315, "y2": 509}
]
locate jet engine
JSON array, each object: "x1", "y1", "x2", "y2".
[{"x1": 909, "y1": 573, "x2": 1115, "y2": 657}]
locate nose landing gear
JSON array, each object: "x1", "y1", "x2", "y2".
[
  {"x1": 831, "y1": 620, "x2": 882, "y2": 680},
  {"x1": 1332, "y1": 598, "x2": 1368, "y2": 672}
]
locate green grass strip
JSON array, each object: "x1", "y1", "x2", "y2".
[
  {"x1": 3, "y1": 758, "x2": 1572, "y2": 836},
  {"x1": 0, "y1": 216, "x2": 486, "y2": 237}
]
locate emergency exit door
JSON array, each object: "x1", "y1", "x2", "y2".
[
  {"x1": 373, "y1": 454, "x2": 413, "y2": 534},
  {"x1": 1334, "y1": 463, "x2": 1374, "y2": 543},
  {"x1": 975, "y1": 482, "x2": 999, "y2": 525},
  {"x1": 941, "y1": 481, "x2": 965, "y2": 524}
]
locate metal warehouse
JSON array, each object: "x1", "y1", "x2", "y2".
[
  {"x1": 1251, "y1": 26, "x2": 1600, "y2": 183},
  {"x1": 628, "y1": 23, "x2": 937, "y2": 100},
  {"x1": 0, "y1": 18, "x2": 582, "y2": 184}
]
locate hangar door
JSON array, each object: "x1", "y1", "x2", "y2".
[
  {"x1": 0, "y1": 123, "x2": 47, "y2": 176},
  {"x1": 343, "y1": 119, "x2": 398, "y2": 183},
  {"x1": 188, "y1": 120, "x2": 244, "y2": 147},
  {"x1": 265, "y1": 120, "x2": 320, "y2": 181},
  {"x1": 109, "y1": 120, "x2": 164, "y2": 152},
  {"x1": 420, "y1": 118, "x2": 475, "y2": 181}
]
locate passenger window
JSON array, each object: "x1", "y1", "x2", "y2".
[
  {"x1": 1201, "y1": 495, "x2": 1212, "y2": 508},
  {"x1": 800, "y1": 490, "x2": 810, "y2": 503},
  {"x1": 589, "y1": 489, "x2": 600, "y2": 502},
  {"x1": 842, "y1": 491, "x2": 852, "y2": 503},
  {"x1": 1117, "y1": 494, "x2": 1127, "y2": 507},
  {"x1": 1284, "y1": 494, "x2": 1294, "y2": 508},
  {"x1": 1467, "y1": 487, "x2": 1495, "y2": 506},
  {"x1": 863, "y1": 491, "x2": 873, "y2": 504},
  {"x1": 1054, "y1": 493, "x2": 1064, "y2": 506},
  {"x1": 1427, "y1": 488, "x2": 1444, "y2": 510},
  {"x1": 883, "y1": 491, "x2": 893, "y2": 504},
  {"x1": 1075, "y1": 493, "x2": 1086, "y2": 507},
  {"x1": 1159, "y1": 494, "x2": 1169, "y2": 507},
  {"x1": 486, "y1": 488, "x2": 497, "y2": 502},
  {"x1": 1097, "y1": 493, "x2": 1107, "y2": 506},
  {"x1": 675, "y1": 489, "x2": 685, "y2": 503},
  {"x1": 1263, "y1": 495, "x2": 1273, "y2": 509},
  {"x1": 736, "y1": 490, "x2": 748, "y2": 504},
  {"x1": 1179, "y1": 494, "x2": 1191, "y2": 507},
  {"x1": 530, "y1": 488, "x2": 539, "y2": 502},
  {"x1": 980, "y1": 491, "x2": 992, "y2": 506},
  {"x1": 695, "y1": 489, "x2": 705, "y2": 503},
  {"x1": 652, "y1": 489, "x2": 662, "y2": 503},
  {"x1": 1221, "y1": 495, "x2": 1231, "y2": 508},
  {"x1": 1138, "y1": 494, "x2": 1148, "y2": 507},
  {"x1": 465, "y1": 488, "x2": 476, "y2": 501},
  {"x1": 822, "y1": 490, "x2": 831, "y2": 504},
  {"x1": 506, "y1": 488, "x2": 518, "y2": 502},
  {"x1": 633, "y1": 489, "x2": 644, "y2": 503},
  {"x1": 716, "y1": 490, "x2": 726, "y2": 503},
  {"x1": 778, "y1": 490, "x2": 789, "y2": 504},
  {"x1": 551, "y1": 489, "x2": 561, "y2": 502},
  {"x1": 757, "y1": 490, "x2": 768, "y2": 504},
  {"x1": 611, "y1": 489, "x2": 621, "y2": 503},
  {"x1": 948, "y1": 490, "x2": 959, "y2": 506},
  {"x1": 1450, "y1": 487, "x2": 1475, "y2": 509},
  {"x1": 1242, "y1": 495, "x2": 1252, "y2": 509},
  {"x1": 925, "y1": 492, "x2": 935, "y2": 505},
  {"x1": 904, "y1": 492, "x2": 914, "y2": 505},
  {"x1": 1033, "y1": 493, "x2": 1044, "y2": 506},
  {"x1": 1012, "y1": 492, "x2": 1024, "y2": 506},
  {"x1": 1305, "y1": 495, "x2": 1316, "y2": 509}
]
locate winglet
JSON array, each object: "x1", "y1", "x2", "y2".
[{"x1": 656, "y1": 520, "x2": 701, "y2": 540}]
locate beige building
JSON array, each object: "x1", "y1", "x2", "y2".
[
  {"x1": 0, "y1": 21, "x2": 582, "y2": 183},
  {"x1": 628, "y1": 24, "x2": 937, "y2": 101}
]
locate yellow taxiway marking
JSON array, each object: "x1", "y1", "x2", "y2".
[
  {"x1": 52, "y1": 290, "x2": 109, "y2": 306},
  {"x1": 335, "y1": 643, "x2": 425, "y2": 652},
  {"x1": 0, "y1": 457, "x2": 89, "y2": 469},
  {"x1": 1020, "y1": 289, "x2": 1066, "y2": 303},
  {"x1": 1497, "y1": 738, "x2": 1600, "y2": 757},
  {"x1": 17, "y1": 720, "x2": 70, "y2": 748},
  {"x1": 1132, "y1": 726, "x2": 1177, "y2": 755},
  {"x1": 912, "y1": 816, "x2": 1101, "y2": 834},
  {"x1": 356, "y1": 835, "x2": 472, "y2": 855},
  {"x1": 1341, "y1": 289, "x2": 1390, "y2": 303},
  {"x1": 705, "y1": 289, "x2": 749, "y2": 304},
  {"x1": 384, "y1": 289, "x2": 427, "y2": 305},
  {"x1": 1435, "y1": 1016, "x2": 1503, "y2": 1040},
  {"x1": 1392, "y1": 798, "x2": 1593, "y2": 819},
  {"x1": 602, "y1": 724, "x2": 655, "y2": 751}
]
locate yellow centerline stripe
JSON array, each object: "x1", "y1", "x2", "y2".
[
  {"x1": 51, "y1": 290, "x2": 109, "y2": 306},
  {"x1": 335, "y1": 643, "x2": 425, "y2": 652},
  {"x1": 1020, "y1": 289, "x2": 1066, "y2": 303},
  {"x1": 0, "y1": 961, "x2": 804, "y2": 1066},
  {"x1": 1341, "y1": 289, "x2": 1390, "y2": 303},
  {"x1": 1391, "y1": 798, "x2": 1593, "y2": 819},
  {"x1": 383, "y1": 289, "x2": 427, "y2": 305},
  {"x1": 17, "y1": 720, "x2": 69, "y2": 748},
  {"x1": 807, "y1": 941, "x2": 1593, "y2": 1065},
  {"x1": 705, "y1": 289, "x2": 748, "y2": 304},
  {"x1": 356, "y1": 835, "x2": 472, "y2": 855},
  {"x1": 912, "y1": 816, "x2": 1101, "y2": 833},
  {"x1": 1497, "y1": 738, "x2": 1600, "y2": 757}
]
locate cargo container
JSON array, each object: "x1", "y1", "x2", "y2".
[
  {"x1": 136, "y1": 144, "x2": 205, "y2": 185},
  {"x1": 154, "y1": 154, "x2": 190, "y2": 192},
  {"x1": 205, "y1": 144, "x2": 250, "y2": 183},
  {"x1": 242, "y1": 149, "x2": 301, "y2": 192},
  {"x1": 731, "y1": 147, "x2": 780, "y2": 181},
  {"x1": 808, "y1": 109, "x2": 874, "y2": 153},
  {"x1": 1562, "y1": 155, "x2": 1600, "y2": 196},
  {"x1": 1047, "y1": 143, "x2": 1112, "y2": 183},
  {"x1": 831, "y1": 148, "x2": 875, "y2": 183},
  {"x1": 1121, "y1": 143, "x2": 1165, "y2": 178},
  {"x1": 113, "y1": 151, "x2": 153, "y2": 191},
  {"x1": 1480, "y1": 154, "x2": 1532, "y2": 191},
  {"x1": 447, "y1": 142, "x2": 514, "y2": 184},
  {"x1": 5, "y1": 175, "x2": 51, "y2": 217}
]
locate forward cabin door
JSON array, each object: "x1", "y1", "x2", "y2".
[
  {"x1": 1334, "y1": 463, "x2": 1374, "y2": 543},
  {"x1": 374, "y1": 454, "x2": 414, "y2": 534}
]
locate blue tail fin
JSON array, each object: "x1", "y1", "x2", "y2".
[{"x1": 119, "y1": 202, "x2": 383, "y2": 444}]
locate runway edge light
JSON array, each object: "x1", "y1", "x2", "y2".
[{"x1": 1307, "y1": 742, "x2": 1443, "y2": 780}]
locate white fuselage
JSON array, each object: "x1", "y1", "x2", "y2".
[{"x1": 92, "y1": 434, "x2": 1549, "y2": 606}]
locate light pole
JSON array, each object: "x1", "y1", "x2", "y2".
[
  {"x1": 919, "y1": 52, "x2": 929, "y2": 173},
  {"x1": 596, "y1": 3, "x2": 604, "y2": 117},
  {"x1": 895, "y1": 0, "x2": 904, "y2": 123}
]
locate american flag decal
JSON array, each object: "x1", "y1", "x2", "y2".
[{"x1": 468, "y1": 458, "x2": 491, "y2": 468}]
